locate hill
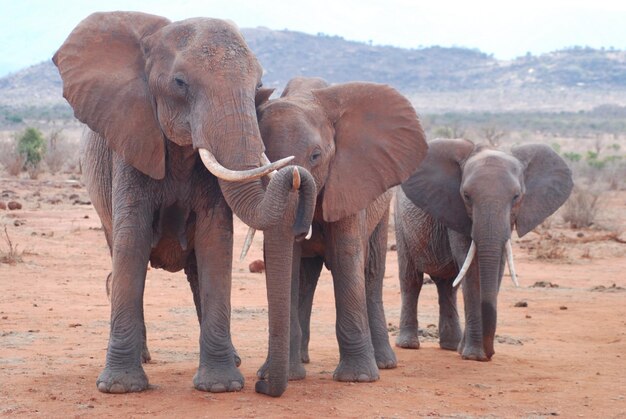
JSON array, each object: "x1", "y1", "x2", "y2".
[{"x1": 1, "y1": 27, "x2": 626, "y2": 124}]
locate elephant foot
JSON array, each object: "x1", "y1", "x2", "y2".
[
  {"x1": 395, "y1": 329, "x2": 420, "y2": 349},
  {"x1": 193, "y1": 364, "x2": 244, "y2": 392},
  {"x1": 439, "y1": 324, "x2": 462, "y2": 351},
  {"x1": 439, "y1": 331, "x2": 462, "y2": 351},
  {"x1": 96, "y1": 366, "x2": 149, "y2": 393},
  {"x1": 333, "y1": 354, "x2": 379, "y2": 382},
  {"x1": 374, "y1": 343, "x2": 397, "y2": 369},
  {"x1": 459, "y1": 345, "x2": 491, "y2": 362},
  {"x1": 257, "y1": 358, "x2": 306, "y2": 381}
]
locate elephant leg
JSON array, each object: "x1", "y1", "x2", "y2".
[
  {"x1": 395, "y1": 220, "x2": 424, "y2": 349},
  {"x1": 96, "y1": 162, "x2": 153, "y2": 393},
  {"x1": 192, "y1": 198, "x2": 244, "y2": 392},
  {"x1": 288, "y1": 243, "x2": 306, "y2": 380},
  {"x1": 432, "y1": 277, "x2": 462, "y2": 350},
  {"x1": 298, "y1": 256, "x2": 323, "y2": 364},
  {"x1": 449, "y1": 231, "x2": 488, "y2": 361},
  {"x1": 327, "y1": 213, "x2": 379, "y2": 383},
  {"x1": 185, "y1": 252, "x2": 241, "y2": 368},
  {"x1": 365, "y1": 210, "x2": 397, "y2": 369}
]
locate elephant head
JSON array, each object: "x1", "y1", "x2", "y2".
[
  {"x1": 256, "y1": 77, "x2": 428, "y2": 223},
  {"x1": 53, "y1": 12, "x2": 316, "y2": 396},
  {"x1": 401, "y1": 138, "x2": 573, "y2": 359}
]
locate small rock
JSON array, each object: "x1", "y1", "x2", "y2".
[
  {"x1": 0, "y1": 201, "x2": 6, "y2": 210},
  {"x1": 7, "y1": 201, "x2": 22, "y2": 210},
  {"x1": 389, "y1": 244, "x2": 397, "y2": 251},
  {"x1": 559, "y1": 306, "x2": 568, "y2": 310},
  {"x1": 13, "y1": 219, "x2": 26, "y2": 227},
  {"x1": 514, "y1": 301, "x2": 528, "y2": 307},
  {"x1": 249, "y1": 260, "x2": 265, "y2": 273}
]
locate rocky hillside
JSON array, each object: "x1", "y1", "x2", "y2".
[{"x1": 2, "y1": 28, "x2": 626, "y2": 116}]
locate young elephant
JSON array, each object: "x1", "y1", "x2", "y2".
[
  {"x1": 255, "y1": 77, "x2": 428, "y2": 382},
  {"x1": 395, "y1": 139, "x2": 573, "y2": 360}
]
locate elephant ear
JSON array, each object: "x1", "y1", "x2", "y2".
[
  {"x1": 511, "y1": 143, "x2": 574, "y2": 237},
  {"x1": 401, "y1": 138, "x2": 475, "y2": 236},
  {"x1": 313, "y1": 82, "x2": 427, "y2": 223},
  {"x1": 52, "y1": 11, "x2": 170, "y2": 179},
  {"x1": 255, "y1": 87, "x2": 275, "y2": 108}
]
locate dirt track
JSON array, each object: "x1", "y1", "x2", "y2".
[{"x1": 1, "y1": 177, "x2": 625, "y2": 418}]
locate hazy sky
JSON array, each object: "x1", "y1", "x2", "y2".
[{"x1": 2, "y1": 0, "x2": 626, "y2": 76}]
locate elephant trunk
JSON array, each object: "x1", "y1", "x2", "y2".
[
  {"x1": 473, "y1": 205, "x2": 511, "y2": 359},
  {"x1": 218, "y1": 169, "x2": 316, "y2": 236},
  {"x1": 192, "y1": 95, "x2": 316, "y2": 235},
  {"x1": 254, "y1": 222, "x2": 294, "y2": 397}
]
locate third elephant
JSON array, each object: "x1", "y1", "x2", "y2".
[
  {"x1": 395, "y1": 138, "x2": 573, "y2": 360},
  {"x1": 255, "y1": 77, "x2": 428, "y2": 382}
]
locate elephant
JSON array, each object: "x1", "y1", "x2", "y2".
[
  {"x1": 395, "y1": 138, "x2": 573, "y2": 360},
  {"x1": 253, "y1": 77, "x2": 428, "y2": 382},
  {"x1": 53, "y1": 12, "x2": 316, "y2": 397}
]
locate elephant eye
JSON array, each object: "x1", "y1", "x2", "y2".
[
  {"x1": 463, "y1": 192, "x2": 471, "y2": 202},
  {"x1": 174, "y1": 76, "x2": 188, "y2": 88},
  {"x1": 256, "y1": 82, "x2": 263, "y2": 90},
  {"x1": 513, "y1": 193, "x2": 521, "y2": 203},
  {"x1": 310, "y1": 149, "x2": 322, "y2": 164}
]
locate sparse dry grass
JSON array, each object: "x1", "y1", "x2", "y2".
[
  {"x1": 0, "y1": 225, "x2": 23, "y2": 265},
  {"x1": 534, "y1": 236, "x2": 567, "y2": 260},
  {"x1": 561, "y1": 186, "x2": 603, "y2": 229},
  {"x1": 0, "y1": 140, "x2": 26, "y2": 176}
]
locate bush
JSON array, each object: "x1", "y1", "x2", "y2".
[
  {"x1": 561, "y1": 186, "x2": 602, "y2": 228},
  {"x1": 17, "y1": 127, "x2": 46, "y2": 167}
]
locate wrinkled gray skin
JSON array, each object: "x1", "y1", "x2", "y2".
[
  {"x1": 395, "y1": 139, "x2": 573, "y2": 360},
  {"x1": 255, "y1": 77, "x2": 428, "y2": 382},
  {"x1": 53, "y1": 12, "x2": 316, "y2": 397}
]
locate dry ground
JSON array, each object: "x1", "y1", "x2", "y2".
[{"x1": 1, "y1": 175, "x2": 625, "y2": 418}]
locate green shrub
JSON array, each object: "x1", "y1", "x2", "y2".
[
  {"x1": 563, "y1": 152, "x2": 582, "y2": 162},
  {"x1": 17, "y1": 127, "x2": 46, "y2": 167}
]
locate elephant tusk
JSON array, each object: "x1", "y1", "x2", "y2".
[
  {"x1": 199, "y1": 148, "x2": 294, "y2": 182},
  {"x1": 505, "y1": 239, "x2": 519, "y2": 287},
  {"x1": 305, "y1": 225, "x2": 313, "y2": 240},
  {"x1": 452, "y1": 240, "x2": 476, "y2": 288},
  {"x1": 240, "y1": 227, "x2": 256, "y2": 262}
]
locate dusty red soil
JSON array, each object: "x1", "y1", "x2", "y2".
[{"x1": 1, "y1": 175, "x2": 625, "y2": 418}]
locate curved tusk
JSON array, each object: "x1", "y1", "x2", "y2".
[
  {"x1": 505, "y1": 239, "x2": 519, "y2": 287},
  {"x1": 261, "y1": 153, "x2": 278, "y2": 179},
  {"x1": 305, "y1": 225, "x2": 313, "y2": 240},
  {"x1": 240, "y1": 227, "x2": 256, "y2": 262},
  {"x1": 452, "y1": 240, "x2": 477, "y2": 288},
  {"x1": 199, "y1": 148, "x2": 294, "y2": 182}
]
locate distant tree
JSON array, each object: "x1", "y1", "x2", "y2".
[{"x1": 480, "y1": 125, "x2": 506, "y2": 146}]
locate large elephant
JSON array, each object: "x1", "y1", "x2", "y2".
[
  {"x1": 395, "y1": 138, "x2": 573, "y2": 360},
  {"x1": 254, "y1": 77, "x2": 428, "y2": 382},
  {"x1": 53, "y1": 12, "x2": 316, "y2": 397}
]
